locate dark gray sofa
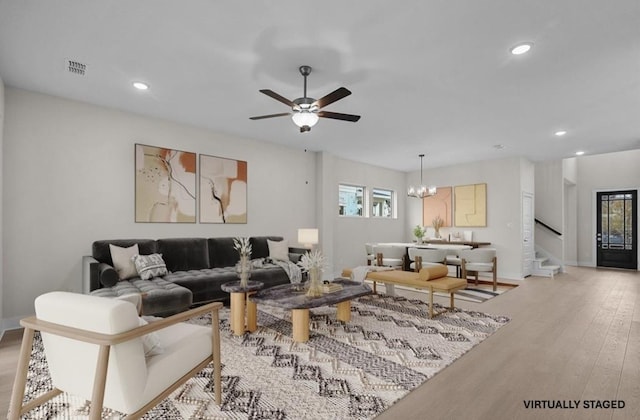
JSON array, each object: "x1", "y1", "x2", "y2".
[{"x1": 82, "y1": 236, "x2": 306, "y2": 316}]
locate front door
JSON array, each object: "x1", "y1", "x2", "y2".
[{"x1": 596, "y1": 190, "x2": 637, "y2": 269}]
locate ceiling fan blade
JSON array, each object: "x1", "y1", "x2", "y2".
[
  {"x1": 317, "y1": 111, "x2": 361, "y2": 122},
  {"x1": 249, "y1": 112, "x2": 291, "y2": 120},
  {"x1": 313, "y1": 87, "x2": 352, "y2": 109},
  {"x1": 259, "y1": 89, "x2": 296, "y2": 107}
]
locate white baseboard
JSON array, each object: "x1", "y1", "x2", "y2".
[{"x1": 578, "y1": 260, "x2": 596, "y2": 267}]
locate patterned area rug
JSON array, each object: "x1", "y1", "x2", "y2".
[
  {"x1": 19, "y1": 294, "x2": 509, "y2": 419},
  {"x1": 435, "y1": 284, "x2": 517, "y2": 303}
]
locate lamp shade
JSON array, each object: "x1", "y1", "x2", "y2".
[
  {"x1": 291, "y1": 111, "x2": 319, "y2": 128},
  {"x1": 298, "y1": 228, "x2": 319, "y2": 247}
]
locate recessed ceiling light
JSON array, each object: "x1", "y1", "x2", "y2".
[
  {"x1": 555, "y1": 130, "x2": 567, "y2": 137},
  {"x1": 511, "y1": 42, "x2": 533, "y2": 55},
  {"x1": 132, "y1": 81, "x2": 149, "y2": 90},
  {"x1": 575, "y1": 151, "x2": 585, "y2": 156}
]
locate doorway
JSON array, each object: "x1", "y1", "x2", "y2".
[{"x1": 596, "y1": 190, "x2": 637, "y2": 269}]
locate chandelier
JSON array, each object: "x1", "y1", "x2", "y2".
[{"x1": 407, "y1": 154, "x2": 436, "y2": 198}]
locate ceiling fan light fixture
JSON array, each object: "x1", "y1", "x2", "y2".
[
  {"x1": 250, "y1": 65, "x2": 360, "y2": 132},
  {"x1": 292, "y1": 111, "x2": 319, "y2": 129}
]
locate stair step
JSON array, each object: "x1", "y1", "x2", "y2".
[{"x1": 532, "y1": 263, "x2": 561, "y2": 278}]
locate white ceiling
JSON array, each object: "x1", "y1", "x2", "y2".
[{"x1": 1, "y1": 0, "x2": 639, "y2": 172}]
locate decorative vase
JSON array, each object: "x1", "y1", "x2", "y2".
[
  {"x1": 434, "y1": 229, "x2": 440, "y2": 239},
  {"x1": 237, "y1": 254, "x2": 251, "y2": 288},
  {"x1": 305, "y1": 266, "x2": 323, "y2": 298}
]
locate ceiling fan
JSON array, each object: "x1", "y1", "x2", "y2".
[{"x1": 250, "y1": 65, "x2": 361, "y2": 133}]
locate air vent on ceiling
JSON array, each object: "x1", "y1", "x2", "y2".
[{"x1": 66, "y1": 59, "x2": 87, "y2": 76}]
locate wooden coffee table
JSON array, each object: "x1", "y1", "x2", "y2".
[
  {"x1": 249, "y1": 279, "x2": 372, "y2": 342},
  {"x1": 221, "y1": 280, "x2": 264, "y2": 336}
]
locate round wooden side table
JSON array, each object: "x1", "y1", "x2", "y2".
[{"x1": 221, "y1": 280, "x2": 264, "y2": 336}]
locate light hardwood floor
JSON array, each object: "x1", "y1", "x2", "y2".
[{"x1": 1, "y1": 266, "x2": 638, "y2": 419}]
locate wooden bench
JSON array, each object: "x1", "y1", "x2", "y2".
[{"x1": 342, "y1": 265, "x2": 467, "y2": 318}]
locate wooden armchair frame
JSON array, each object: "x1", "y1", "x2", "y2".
[
  {"x1": 461, "y1": 255, "x2": 498, "y2": 291},
  {"x1": 8, "y1": 301, "x2": 223, "y2": 420}
]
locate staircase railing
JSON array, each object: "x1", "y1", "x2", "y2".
[{"x1": 534, "y1": 218, "x2": 562, "y2": 236}]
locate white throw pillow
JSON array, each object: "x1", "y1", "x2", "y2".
[
  {"x1": 267, "y1": 239, "x2": 289, "y2": 261},
  {"x1": 109, "y1": 244, "x2": 140, "y2": 280},
  {"x1": 138, "y1": 317, "x2": 164, "y2": 357},
  {"x1": 132, "y1": 253, "x2": 168, "y2": 280}
]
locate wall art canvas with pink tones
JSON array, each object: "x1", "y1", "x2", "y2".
[
  {"x1": 135, "y1": 144, "x2": 196, "y2": 223},
  {"x1": 423, "y1": 186, "x2": 452, "y2": 228},
  {"x1": 199, "y1": 154, "x2": 247, "y2": 224}
]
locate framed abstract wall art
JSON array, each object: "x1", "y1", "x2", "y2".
[
  {"x1": 199, "y1": 154, "x2": 247, "y2": 223},
  {"x1": 135, "y1": 143, "x2": 196, "y2": 223},
  {"x1": 423, "y1": 186, "x2": 452, "y2": 228},
  {"x1": 454, "y1": 183, "x2": 487, "y2": 227}
]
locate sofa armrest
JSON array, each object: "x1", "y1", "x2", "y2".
[
  {"x1": 288, "y1": 246, "x2": 309, "y2": 263},
  {"x1": 83, "y1": 256, "x2": 119, "y2": 293}
]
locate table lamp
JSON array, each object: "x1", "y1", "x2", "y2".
[{"x1": 298, "y1": 228, "x2": 319, "y2": 249}]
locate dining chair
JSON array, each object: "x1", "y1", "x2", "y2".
[
  {"x1": 372, "y1": 245, "x2": 405, "y2": 268},
  {"x1": 407, "y1": 248, "x2": 448, "y2": 271},
  {"x1": 459, "y1": 248, "x2": 498, "y2": 291}
]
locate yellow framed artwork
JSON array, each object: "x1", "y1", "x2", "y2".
[{"x1": 454, "y1": 183, "x2": 487, "y2": 227}]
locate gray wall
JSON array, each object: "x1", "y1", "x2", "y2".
[
  {"x1": 318, "y1": 152, "x2": 408, "y2": 278},
  {"x1": 2, "y1": 88, "x2": 319, "y2": 325},
  {"x1": 0, "y1": 74, "x2": 4, "y2": 333},
  {"x1": 534, "y1": 160, "x2": 564, "y2": 262}
]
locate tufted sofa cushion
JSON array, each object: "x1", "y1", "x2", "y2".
[
  {"x1": 90, "y1": 278, "x2": 192, "y2": 317},
  {"x1": 165, "y1": 267, "x2": 238, "y2": 304}
]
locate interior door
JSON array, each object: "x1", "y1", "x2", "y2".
[
  {"x1": 522, "y1": 193, "x2": 534, "y2": 277},
  {"x1": 596, "y1": 190, "x2": 637, "y2": 269}
]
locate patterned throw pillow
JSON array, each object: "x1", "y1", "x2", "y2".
[{"x1": 132, "y1": 253, "x2": 168, "y2": 280}]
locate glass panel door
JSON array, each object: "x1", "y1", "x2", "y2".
[{"x1": 596, "y1": 190, "x2": 637, "y2": 269}]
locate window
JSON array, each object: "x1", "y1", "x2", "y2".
[
  {"x1": 372, "y1": 188, "x2": 393, "y2": 218},
  {"x1": 339, "y1": 184, "x2": 365, "y2": 216}
]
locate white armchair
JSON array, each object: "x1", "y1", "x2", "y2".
[
  {"x1": 460, "y1": 249, "x2": 498, "y2": 291},
  {"x1": 9, "y1": 292, "x2": 222, "y2": 420}
]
